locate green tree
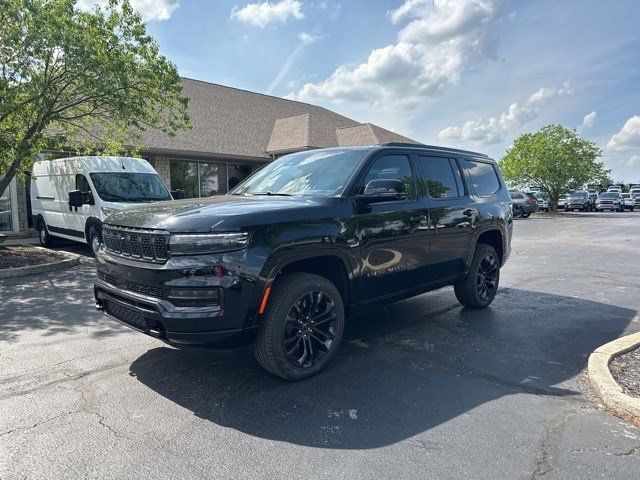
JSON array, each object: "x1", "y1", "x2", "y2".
[
  {"x1": 499, "y1": 125, "x2": 607, "y2": 211},
  {"x1": 0, "y1": 0, "x2": 190, "y2": 196}
]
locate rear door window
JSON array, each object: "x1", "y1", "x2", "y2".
[
  {"x1": 464, "y1": 160, "x2": 501, "y2": 197},
  {"x1": 417, "y1": 156, "x2": 464, "y2": 199}
]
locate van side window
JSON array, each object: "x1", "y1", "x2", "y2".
[
  {"x1": 417, "y1": 156, "x2": 464, "y2": 199},
  {"x1": 76, "y1": 174, "x2": 91, "y2": 193},
  {"x1": 360, "y1": 155, "x2": 416, "y2": 200},
  {"x1": 464, "y1": 160, "x2": 501, "y2": 197}
]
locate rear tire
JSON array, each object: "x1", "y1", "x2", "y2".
[
  {"x1": 513, "y1": 205, "x2": 523, "y2": 218},
  {"x1": 454, "y1": 244, "x2": 500, "y2": 309},
  {"x1": 252, "y1": 272, "x2": 345, "y2": 380}
]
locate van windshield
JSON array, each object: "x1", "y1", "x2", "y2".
[{"x1": 89, "y1": 173, "x2": 171, "y2": 202}]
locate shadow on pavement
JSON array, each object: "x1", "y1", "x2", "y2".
[
  {"x1": 0, "y1": 264, "x2": 125, "y2": 342},
  {"x1": 129, "y1": 288, "x2": 636, "y2": 449}
]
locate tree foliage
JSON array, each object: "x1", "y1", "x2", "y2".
[
  {"x1": 0, "y1": 0, "x2": 190, "y2": 195},
  {"x1": 499, "y1": 125, "x2": 607, "y2": 211}
]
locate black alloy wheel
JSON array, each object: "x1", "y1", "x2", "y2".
[
  {"x1": 454, "y1": 243, "x2": 500, "y2": 309},
  {"x1": 475, "y1": 252, "x2": 499, "y2": 303},
  {"x1": 282, "y1": 290, "x2": 338, "y2": 369},
  {"x1": 253, "y1": 272, "x2": 345, "y2": 380}
]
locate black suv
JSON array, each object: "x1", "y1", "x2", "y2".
[{"x1": 95, "y1": 144, "x2": 513, "y2": 380}]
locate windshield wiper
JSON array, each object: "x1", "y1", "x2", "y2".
[{"x1": 251, "y1": 192, "x2": 293, "y2": 197}]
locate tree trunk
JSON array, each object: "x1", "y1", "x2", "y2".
[{"x1": 550, "y1": 194, "x2": 559, "y2": 213}]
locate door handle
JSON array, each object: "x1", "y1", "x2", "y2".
[{"x1": 463, "y1": 208, "x2": 478, "y2": 217}]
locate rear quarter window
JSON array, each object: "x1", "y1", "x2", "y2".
[{"x1": 464, "y1": 160, "x2": 501, "y2": 197}]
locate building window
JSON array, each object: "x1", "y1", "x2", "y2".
[
  {"x1": 0, "y1": 178, "x2": 18, "y2": 232},
  {"x1": 169, "y1": 159, "x2": 255, "y2": 198}
]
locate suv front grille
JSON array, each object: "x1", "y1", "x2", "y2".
[
  {"x1": 97, "y1": 271, "x2": 165, "y2": 298},
  {"x1": 103, "y1": 226, "x2": 170, "y2": 263}
]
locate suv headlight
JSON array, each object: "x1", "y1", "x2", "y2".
[{"x1": 169, "y1": 232, "x2": 249, "y2": 255}]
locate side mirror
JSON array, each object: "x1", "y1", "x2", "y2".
[
  {"x1": 171, "y1": 189, "x2": 185, "y2": 200},
  {"x1": 68, "y1": 190, "x2": 85, "y2": 208},
  {"x1": 357, "y1": 179, "x2": 406, "y2": 204}
]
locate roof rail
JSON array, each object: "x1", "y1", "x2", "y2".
[{"x1": 380, "y1": 142, "x2": 489, "y2": 158}]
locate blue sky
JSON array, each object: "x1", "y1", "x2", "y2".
[{"x1": 101, "y1": 0, "x2": 640, "y2": 181}]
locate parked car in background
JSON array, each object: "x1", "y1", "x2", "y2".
[
  {"x1": 595, "y1": 192, "x2": 624, "y2": 212},
  {"x1": 558, "y1": 196, "x2": 567, "y2": 209},
  {"x1": 621, "y1": 193, "x2": 635, "y2": 211},
  {"x1": 607, "y1": 185, "x2": 622, "y2": 193},
  {"x1": 629, "y1": 185, "x2": 640, "y2": 198},
  {"x1": 534, "y1": 192, "x2": 550, "y2": 212},
  {"x1": 31, "y1": 156, "x2": 173, "y2": 255},
  {"x1": 633, "y1": 193, "x2": 640, "y2": 209},
  {"x1": 510, "y1": 191, "x2": 539, "y2": 218},
  {"x1": 565, "y1": 191, "x2": 591, "y2": 211},
  {"x1": 94, "y1": 144, "x2": 513, "y2": 380}
]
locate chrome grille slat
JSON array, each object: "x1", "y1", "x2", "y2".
[{"x1": 103, "y1": 225, "x2": 170, "y2": 263}]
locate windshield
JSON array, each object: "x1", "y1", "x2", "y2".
[
  {"x1": 599, "y1": 193, "x2": 618, "y2": 199},
  {"x1": 569, "y1": 193, "x2": 587, "y2": 198},
  {"x1": 89, "y1": 172, "x2": 171, "y2": 202},
  {"x1": 231, "y1": 148, "x2": 369, "y2": 196}
]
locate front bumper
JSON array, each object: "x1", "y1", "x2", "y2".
[
  {"x1": 596, "y1": 203, "x2": 619, "y2": 210},
  {"x1": 94, "y1": 250, "x2": 262, "y2": 347}
]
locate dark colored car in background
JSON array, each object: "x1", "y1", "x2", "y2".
[
  {"x1": 94, "y1": 143, "x2": 513, "y2": 380},
  {"x1": 509, "y1": 191, "x2": 539, "y2": 218}
]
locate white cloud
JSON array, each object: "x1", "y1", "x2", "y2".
[
  {"x1": 288, "y1": 0, "x2": 506, "y2": 107},
  {"x1": 606, "y1": 116, "x2": 640, "y2": 152},
  {"x1": 298, "y1": 32, "x2": 322, "y2": 44},
  {"x1": 580, "y1": 111, "x2": 597, "y2": 130},
  {"x1": 77, "y1": 0, "x2": 179, "y2": 21},
  {"x1": 231, "y1": 0, "x2": 303, "y2": 27},
  {"x1": 628, "y1": 155, "x2": 640, "y2": 166},
  {"x1": 437, "y1": 83, "x2": 574, "y2": 145}
]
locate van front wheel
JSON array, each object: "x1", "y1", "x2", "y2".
[
  {"x1": 37, "y1": 220, "x2": 53, "y2": 247},
  {"x1": 88, "y1": 224, "x2": 102, "y2": 256}
]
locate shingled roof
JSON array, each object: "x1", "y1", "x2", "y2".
[{"x1": 137, "y1": 78, "x2": 420, "y2": 160}]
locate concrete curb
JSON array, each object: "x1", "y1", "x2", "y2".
[
  {"x1": 588, "y1": 332, "x2": 640, "y2": 427},
  {"x1": 0, "y1": 246, "x2": 81, "y2": 279}
]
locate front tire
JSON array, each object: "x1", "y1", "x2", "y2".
[
  {"x1": 454, "y1": 244, "x2": 500, "y2": 309},
  {"x1": 252, "y1": 273, "x2": 345, "y2": 380},
  {"x1": 88, "y1": 224, "x2": 102, "y2": 256},
  {"x1": 37, "y1": 220, "x2": 54, "y2": 247}
]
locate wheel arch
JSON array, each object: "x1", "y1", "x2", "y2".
[
  {"x1": 473, "y1": 227, "x2": 504, "y2": 266},
  {"x1": 252, "y1": 249, "x2": 354, "y2": 326}
]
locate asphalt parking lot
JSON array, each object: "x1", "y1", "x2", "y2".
[{"x1": 2, "y1": 212, "x2": 640, "y2": 479}]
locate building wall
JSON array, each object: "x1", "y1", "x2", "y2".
[
  {"x1": 16, "y1": 180, "x2": 29, "y2": 232},
  {"x1": 148, "y1": 155, "x2": 171, "y2": 188}
]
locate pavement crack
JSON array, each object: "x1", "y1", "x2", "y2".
[
  {"x1": 527, "y1": 409, "x2": 580, "y2": 479},
  {"x1": 613, "y1": 445, "x2": 640, "y2": 456}
]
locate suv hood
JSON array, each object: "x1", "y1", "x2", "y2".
[{"x1": 104, "y1": 195, "x2": 330, "y2": 232}]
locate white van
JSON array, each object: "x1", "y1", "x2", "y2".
[{"x1": 31, "y1": 156, "x2": 173, "y2": 254}]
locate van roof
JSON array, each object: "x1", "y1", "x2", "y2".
[{"x1": 32, "y1": 156, "x2": 156, "y2": 176}]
